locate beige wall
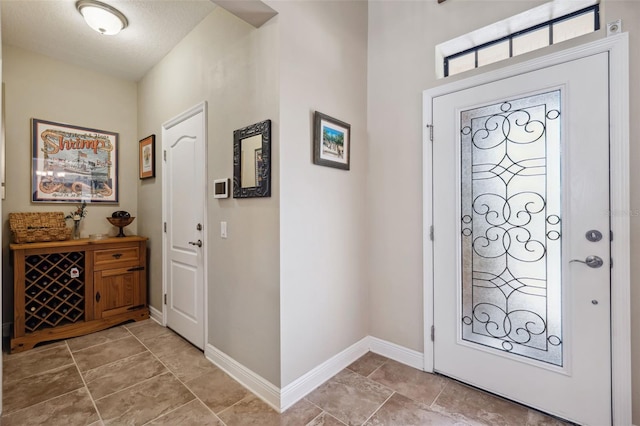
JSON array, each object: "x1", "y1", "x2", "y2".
[
  {"x1": 1, "y1": 44, "x2": 138, "y2": 323},
  {"x1": 270, "y1": 0, "x2": 369, "y2": 387},
  {"x1": 367, "y1": 0, "x2": 640, "y2": 422},
  {"x1": 137, "y1": 8, "x2": 281, "y2": 386}
]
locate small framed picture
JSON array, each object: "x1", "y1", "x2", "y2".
[
  {"x1": 139, "y1": 135, "x2": 155, "y2": 179},
  {"x1": 313, "y1": 111, "x2": 350, "y2": 170}
]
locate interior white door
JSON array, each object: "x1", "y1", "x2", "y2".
[
  {"x1": 162, "y1": 102, "x2": 207, "y2": 349},
  {"x1": 432, "y1": 53, "x2": 610, "y2": 425}
]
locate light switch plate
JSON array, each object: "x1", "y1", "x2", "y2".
[{"x1": 220, "y1": 221, "x2": 227, "y2": 239}]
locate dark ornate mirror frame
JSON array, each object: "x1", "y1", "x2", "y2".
[{"x1": 233, "y1": 119, "x2": 271, "y2": 198}]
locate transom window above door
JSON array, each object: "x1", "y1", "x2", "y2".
[{"x1": 436, "y1": 1, "x2": 600, "y2": 78}]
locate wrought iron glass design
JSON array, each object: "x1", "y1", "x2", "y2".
[{"x1": 460, "y1": 91, "x2": 562, "y2": 366}]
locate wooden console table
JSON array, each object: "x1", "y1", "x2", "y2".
[{"x1": 10, "y1": 236, "x2": 149, "y2": 352}]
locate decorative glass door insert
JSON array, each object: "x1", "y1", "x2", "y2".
[{"x1": 460, "y1": 90, "x2": 562, "y2": 366}]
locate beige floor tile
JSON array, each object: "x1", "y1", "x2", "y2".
[
  {"x1": 433, "y1": 381, "x2": 530, "y2": 426},
  {"x1": 185, "y1": 367, "x2": 250, "y2": 413},
  {"x1": 146, "y1": 400, "x2": 222, "y2": 425},
  {"x1": 95, "y1": 372, "x2": 194, "y2": 425},
  {"x1": 368, "y1": 359, "x2": 448, "y2": 405},
  {"x1": 67, "y1": 326, "x2": 131, "y2": 352},
  {"x1": 125, "y1": 320, "x2": 173, "y2": 343},
  {"x1": 83, "y1": 351, "x2": 167, "y2": 400},
  {"x1": 307, "y1": 412, "x2": 348, "y2": 426},
  {"x1": 3, "y1": 345, "x2": 73, "y2": 383},
  {"x1": 2, "y1": 364, "x2": 84, "y2": 414},
  {"x1": 1, "y1": 388, "x2": 99, "y2": 426},
  {"x1": 527, "y1": 409, "x2": 572, "y2": 425},
  {"x1": 150, "y1": 339, "x2": 217, "y2": 382},
  {"x1": 281, "y1": 399, "x2": 323, "y2": 426},
  {"x1": 346, "y1": 352, "x2": 389, "y2": 377},
  {"x1": 217, "y1": 395, "x2": 282, "y2": 426},
  {"x1": 73, "y1": 336, "x2": 146, "y2": 372},
  {"x1": 306, "y1": 369, "x2": 393, "y2": 426},
  {"x1": 141, "y1": 332, "x2": 192, "y2": 357},
  {"x1": 364, "y1": 392, "x2": 467, "y2": 426}
]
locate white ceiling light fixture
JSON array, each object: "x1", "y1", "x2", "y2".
[{"x1": 76, "y1": 0, "x2": 128, "y2": 36}]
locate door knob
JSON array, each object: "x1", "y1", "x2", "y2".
[
  {"x1": 570, "y1": 255, "x2": 604, "y2": 268},
  {"x1": 188, "y1": 240, "x2": 203, "y2": 247}
]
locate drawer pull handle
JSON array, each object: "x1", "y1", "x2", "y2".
[
  {"x1": 112, "y1": 253, "x2": 123, "y2": 259},
  {"x1": 127, "y1": 266, "x2": 145, "y2": 272},
  {"x1": 96, "y1": 292, "x2": 101, "y2": 302}
]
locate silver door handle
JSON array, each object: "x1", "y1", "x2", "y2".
[
  {"x1": 570, "y1": 255, "x2": 603, "y2": 268},
  {"x1": 188, "y1": 240, "x2": 203, "y2": 247}
]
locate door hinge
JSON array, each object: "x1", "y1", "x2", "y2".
[
  {"x1": 429, "y1": 225, "x2": 434, "y2": 241},
  {"x1": 164, "y1": 294, "x2": 167, "y2": 305},
  {"x1": 610, "y1": 230, "x2": 614, "y2": 241},
  {"x1": 426, "y1": 124, "x2": 434, "y2": 142},
  {"x1": 164, "y1": 222, "x2": 167, "y2": 233},
  {"x1": 163, "y1": 150, "x2": 167, "y2": 161},
  {"x1": 431, "y1": 325, "x2": 435, "y2": 342}
]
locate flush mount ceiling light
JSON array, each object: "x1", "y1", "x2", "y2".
[{"x1": 76, "y1": 0, "x2": 128, "y2": 35}]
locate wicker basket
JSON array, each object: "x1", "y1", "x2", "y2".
[{"x1": 9, "y1": 212, "x2": 72, "y2": 243}]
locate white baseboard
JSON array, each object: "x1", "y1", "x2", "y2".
[
  {"x1": 148, "y1": 305, "x2": 163, "y2": 325},
  {"x1": 205, "y1": 344, "x2": 281, "y2": 412},
  {"x1": 280, "y1": 336, "x2": 370, "y2": 411},
  {"x1": 369, "y1": 336, "x2": 424, "y2": 370},
  {"x1": 203, "y1": 336, "x2": 423, "y2": 413}
]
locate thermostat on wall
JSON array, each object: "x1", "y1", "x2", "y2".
[{"x1": 213, "y1": 178, "x2": 230, "y2": 199}]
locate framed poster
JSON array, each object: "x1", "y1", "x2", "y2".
[
  {"x1": 31, "y1": 119, "x2": 118, "y2": 203},
  {"x1": 139, "y1": 134, "x2": 155, "y2": 179}
]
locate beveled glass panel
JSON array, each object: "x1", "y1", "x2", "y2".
[
  {"x1": 460, "y1": 91, "x2": 562, "y2": 366},
  {"x1": 513, "y1": 27, "x2": 549, "y2": 56},
  {"x1": 477, "y1": 40, "x2": 509, "y2": 67},
  {"x1": 553, "y1": 12, "x2": 595, "y2": 44},
  {"x1": 448, "y1": 52, "x2": 475, "y2": 76}
]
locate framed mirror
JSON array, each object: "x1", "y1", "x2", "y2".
[{"x1": 233, "y1": 119, "x2": 271, "y2": 198}]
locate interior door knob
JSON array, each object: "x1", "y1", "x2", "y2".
[
  {"x1": 188, "y1": 240, "x2": 203, "y2": 247},
  {"x1": 570, "y1": 255, "x2": 603, "y2": 268}
]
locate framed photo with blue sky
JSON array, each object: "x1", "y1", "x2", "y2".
[{"x1": 313, "y1": 111, "x2": 350, "y2": 170}]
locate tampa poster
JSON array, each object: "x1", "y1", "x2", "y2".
[{"x1": 31, "y1": 119, "x2": 118, "y2": 203}]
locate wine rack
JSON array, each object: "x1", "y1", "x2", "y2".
[
  {"x1": 11, "y1": 236, "x2": 150, "y2": 353},
  {"x1": 24, "y1": 251, "x2": 85, "y2": 332}
]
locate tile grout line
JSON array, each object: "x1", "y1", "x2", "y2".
[
  {"x1": 65, "y1": 340, "x2": 104, "y2": 424},
  {"x1": 67, "y1": 326, "x2": 135, "y2": 354},
  {"x1": 430, "y1": 379, "x2": 449, "y2": 409},
  {"x1": 360, "y1": 391, "x2": 395, "y2": 426},
  {"x1": 3, "y1": 360, "x2": 76, "y2": 386},
  {"x1": 127, "y1": 324, "x2": 228, "y2": 426}
]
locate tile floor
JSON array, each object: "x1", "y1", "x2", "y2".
[{"x1": 1, "y1": 320, "x2": 570, "y2": 425}]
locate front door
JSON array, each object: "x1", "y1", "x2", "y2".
[
  {"x1": 431, "y1": 53, "x2": 611, "y2": 425},
  {"x1": 162, "y1": 102, "x2": 207, "y2": 349}
]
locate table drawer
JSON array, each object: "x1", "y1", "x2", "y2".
[{"x1": 93, "y1": 246, "x2": 140, "y2": 270}]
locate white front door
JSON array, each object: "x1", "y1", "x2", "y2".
[
  {"x1": 431, "y1": 53, "x2": 610, "y2": 425},
  {"x1": 162, "y1": 102, "x2": 207, "y2": 349}
]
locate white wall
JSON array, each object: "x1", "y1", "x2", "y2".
[
  {"x1": 272, "y1": 0, "x2": 369, "y2": 387},
  {"x1": 137, "y1": 7, "x2": 281, "y2": 386},
  {"x1": 1, "y1": 44, "x2": 138, "y2": 324},
  {"x1": 367, "y1": 0, "x2": 640, "y2": 422}
]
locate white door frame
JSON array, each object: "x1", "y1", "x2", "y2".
[
  {"x1": 161, "y1": 101, "x2": 209, "y2": 348},
  {"x1": 423, "y1": 34, "x2": 630, "y2": 425}
]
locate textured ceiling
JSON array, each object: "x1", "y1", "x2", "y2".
[{"x1": 1, "y1": 0, "x2": 217, "y2": 81}]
